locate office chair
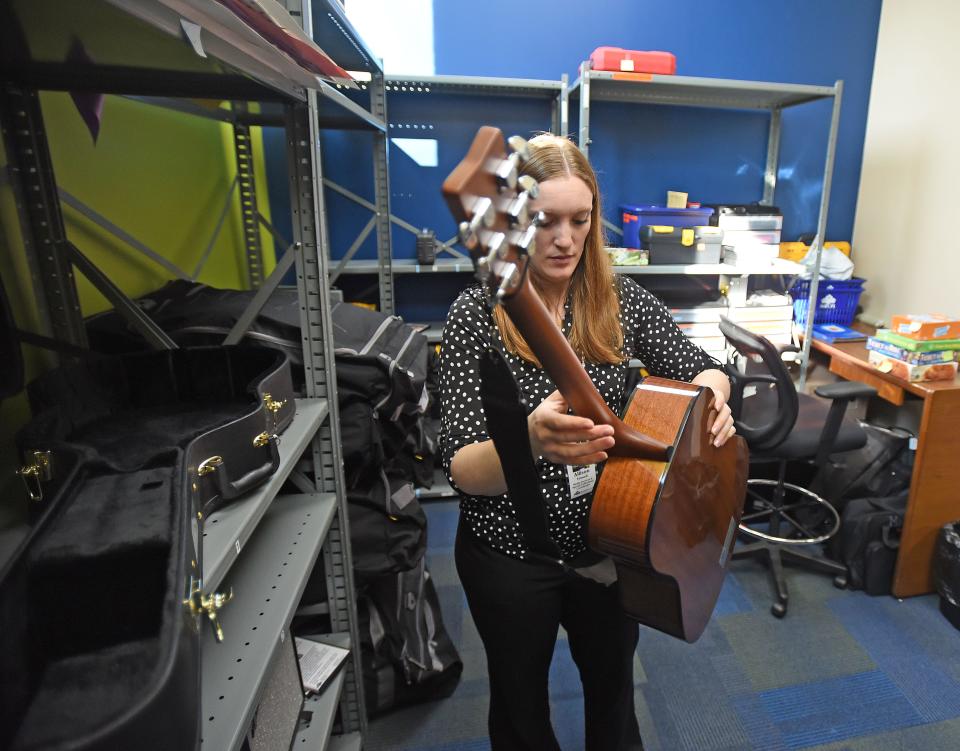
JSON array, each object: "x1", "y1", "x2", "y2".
[{"x1": 719, "y1": 316, "x2": 877, "y2": 617}]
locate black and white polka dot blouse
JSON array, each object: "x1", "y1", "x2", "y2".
[{"x1": 439, "y1": 275, "x2": 721, "y2": 562}]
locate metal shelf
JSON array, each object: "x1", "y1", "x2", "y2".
[
  {"x1": 414, "y1": 322, "x2": 445, "y2": 344},
  {"x1": 200, "y1": 492, "x2": 338, "y2": 751},
  {"x1": 293, "y1": 633, "x2": 352, "y2": 749},
  {"x1": 570, "y1": 61, "x2": 841, "y2": 386},
  {"x1": 339, "y1": 257, "x2": 802, "y2": 278},
  {"x1": 0, "y1": 0, "x2": 314, "y2": 102},
  {"x1": 416, "y1": 468, "x2": 456, "y2": 501},
  {"x1": 316, "y1": 79, "x2": 387, "y2": 131},
  {"x1": 386, "y1": 74, "x2": 564, "y2": 98},
  {"x1": 339, "y1": 258, "x2": 476, "y2": 274},
  {"x1": 295, "y1": 672, "x2": 344, "y2": 750},
  {"x1": 311, "y1": 0, "x2": 382, "y2": 74},
  {"x1": 202, "y1": 398, "x2": 329, "y2": 593},
  {"x1": 327, "y1": 732, "x2": 362, "y2": 751},
  {"x1": 612, "y1": 258, "x2": 803, "y2": 276},
  {"x1": 569, "y1": 71, "x2": 836, "y2": 110}
]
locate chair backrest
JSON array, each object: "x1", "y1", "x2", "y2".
[{"x1": 718, "y1": 316, "x2": 798, "y2": 452}]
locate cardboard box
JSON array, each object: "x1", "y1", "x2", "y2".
[
  {"x1": 868, "y1": 350, "x2": 959, "y2": 382},
  {"x1": 889, "y1": 314, "x2": 960, "y2": 341},
  {"x1": 875, "y1": 329, "x2": 960, "y2": 352},
  {"x1": 867, "y1": 337, "x2": 956, "y2": 365}
]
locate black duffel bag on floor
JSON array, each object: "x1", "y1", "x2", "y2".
[
  {"x1": 819, "y1": 422, "x2": 915, "y2": 508},
  {"x1": 357, "y1": 557, "x2": 463, "y2": 717},
  {"x1": 830, "y1": 490, "x2": 909, "y2": 595}
]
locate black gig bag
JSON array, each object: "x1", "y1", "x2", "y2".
[
  {"x1": 357, "y1": 557, "x2": 463, "y2": 717},
  {"x1": 0, "y1": 346, "x2": 295, "y2": 751},
  {"x1": 830, "y1": 491, "x2": 908, "y2": 595},
  {"x1": 819, "y1": 422, "x2": 915, "y2": 507},
  {"x1": 348, "y1": 468, "x2": 428, "y2": 582}
]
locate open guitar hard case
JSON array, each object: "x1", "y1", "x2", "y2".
[{"x1": 0, "y1": 299, "x2": 295, "y2": 750}]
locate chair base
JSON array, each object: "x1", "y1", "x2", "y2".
[
  {"x1": 733, "y1": 540, "x2": 848, "y2": 618},
  {"x1": 739, "y1": 479, "x2": 841, "y2": 545}
]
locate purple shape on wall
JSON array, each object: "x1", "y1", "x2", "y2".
[{"x1": 66, "y1": 37, "x2": 105, "y2": 143}]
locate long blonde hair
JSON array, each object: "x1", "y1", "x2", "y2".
[{"x1": 492, "y1": 133, "x2": 623, "y2": 366}]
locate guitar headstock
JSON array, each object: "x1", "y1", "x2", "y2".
[{"x1": 441, "y1": 126, "x2": 540, "y2": 304}]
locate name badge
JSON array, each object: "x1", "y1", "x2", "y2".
[{"x1": 566, "y1": 463, "x2": 598, "y2": 499}]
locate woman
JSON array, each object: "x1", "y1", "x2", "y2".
[{"x1": 439, "y1": 133, "x2": 736, "y2": 750}]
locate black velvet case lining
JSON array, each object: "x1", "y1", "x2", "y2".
[{"x1": 1, "y1": 347, "x2": 288, "y2": 750}]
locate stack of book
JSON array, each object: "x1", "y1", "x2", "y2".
[{"x1": 866, "y1": 327, "x2": 960, "y2": 383}]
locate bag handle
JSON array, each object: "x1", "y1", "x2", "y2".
[{"x1": 881, "y1": 517, "x2": 902, "y2": 550}]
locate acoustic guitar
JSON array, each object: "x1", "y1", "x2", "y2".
[{"x1": 442, "y1": 126, "x2": 749, "y2": 642}]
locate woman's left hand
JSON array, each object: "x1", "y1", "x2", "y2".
[{"x1": 709, "y1": 389, "x2": 736, "y2": 447}]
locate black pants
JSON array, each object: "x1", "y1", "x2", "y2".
[{"x1": 455, "y1": 523, "x2": 643, "y2": 751}]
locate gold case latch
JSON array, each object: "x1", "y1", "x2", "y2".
[
  {"x1": 263, "y1": 392, "x2": 287, "y2": 434},
  {"x1": 185, "y1": 584, "x2": 234, "y2": 643},
  {"x1": 18, "y1": 450, "x2": 52, "y2": 502},
  {"x1": 197, "y1": 455, "x2": 224, "y2": 477}
]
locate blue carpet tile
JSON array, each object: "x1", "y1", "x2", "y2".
[{"x1": 364, "y1": 500, "x2": 960, "y2": 751}]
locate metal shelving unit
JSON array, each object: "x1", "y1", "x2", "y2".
[
  {"x1": 201, "y1": 492, "x2": 337, "y2": 750},
  {"x1": 569, "y1": 65, "x2": 844, "y2": 386},
  {"x1": 202, "y1": 398, "x2": 329, "y2": 592},
  {"x1": 342, "y1": 72, "x2": 814, "y2": 321},
  {"x1": 323, "y1": 74, "x2": 567, "y2": 296},
  {"x1": 0, "y1": 0, "x2": 377, "y2": 746},
  {"x1": 386, "y1": 74, "x2": 567, "y2": 129}
]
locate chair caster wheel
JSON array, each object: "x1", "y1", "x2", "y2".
[
  {"x1": 771, "y1": 602, "x2": 787, "y2": 618},
  {"x1": 834, "y1": 575, "x2": 848, "y2": 589}
]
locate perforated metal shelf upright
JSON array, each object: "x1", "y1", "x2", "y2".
[
  {"x1": 569, "y1": 64, "x2": 843, "y2": 387},
  {"x1": 0, "y1": 0, "x2": 375, "y2": 746},
  {"x1": 320, "y1": 73, "x2": 567, "y2": 332}
]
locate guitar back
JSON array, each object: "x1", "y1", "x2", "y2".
[{"x1": 589, "y1": 377, "x2": 748, "y2": 642}]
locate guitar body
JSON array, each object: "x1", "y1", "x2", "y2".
[{"x1": 589, "y1": 377, "x2": 748, "y2": 642}]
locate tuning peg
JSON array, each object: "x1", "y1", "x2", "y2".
[
  {"x1": 476, "y1": 231, "x2": 506, "y2": 281},
  {"x1": 482, "y1": 232, "x2": 507, "y2": 269},
  {"x1": 506, "y1": 174, "x2": 540, "y2": 228},
  {"x1": 507, "y1": 196, "x2": 528, "y2": 227},
  {"x1": 508, "y1": 135, "x2": 530, "y2": 162},
  {"x1": 459, "y1": 197, "x2": 495, "y2": 246},
  {"x1": 515, "y1": 224, "x2": 537, "y2": 256},
  {"x1": 518, "y1": 175, "x2": 539, "y2": 199},
  {"x1": 495, "y1": 153, "x2": 520, "y2": 191},
  {"x1": 495, "y1": 263, "x2": 520, "y2": 300},
  {"x1": 472, "y1": 197, "x2": 495, "y2": 229}
]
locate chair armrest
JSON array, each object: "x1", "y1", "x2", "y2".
[
  {"x1": 814, "y1": 382, "x2": 878, "y2": 401},
  {"x1": 812, "y1": 381, "x2": 878, "y2": 469}
]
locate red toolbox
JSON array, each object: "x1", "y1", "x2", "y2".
[{"x1": 589, "y1": 47, "x2": 676, "y2": 75}]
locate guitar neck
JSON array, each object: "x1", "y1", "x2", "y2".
[{"x1": 502, "y1": 282, "x2": 671, "y2": 462}]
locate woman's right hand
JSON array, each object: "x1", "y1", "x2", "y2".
[{"x1": 527, "y1": 390, "x2": 615, "y2": 465}]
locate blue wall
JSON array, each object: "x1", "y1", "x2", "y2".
[
  {"x1": 297, "y1": 0, "x2": 882, "y2": 321},
  {"x1": 433, "y1": 0, "x2": 882, "y2": 244}
]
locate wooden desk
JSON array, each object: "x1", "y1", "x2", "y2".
[{"x1": 809, "y1": 336, "x2": 960, "y2": 597}]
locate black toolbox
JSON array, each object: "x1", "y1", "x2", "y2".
[{"x1": 641, "y1": 225, "x2": 722, "y2": 264}]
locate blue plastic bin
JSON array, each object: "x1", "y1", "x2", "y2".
[
  {"x1": 619, "y1": 204, "x2": 715, "y2": 249},
  {"x1": 790, "y1": 277, "x2": 866, "y2": 327}
]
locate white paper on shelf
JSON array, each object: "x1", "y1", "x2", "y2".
[{"x1": 295, "y1": 637, "x2": 350, "y2": 694}]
